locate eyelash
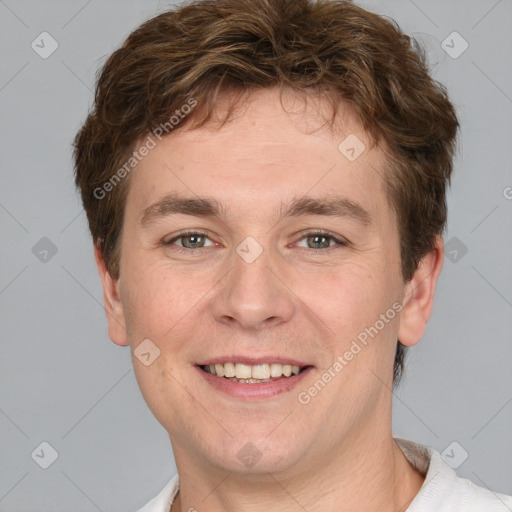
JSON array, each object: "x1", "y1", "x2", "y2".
[
  {"x1": 161, "y1": 229, "x2": 349, "y2": 255},
  {"x1": 294, "y1": 229, "x2": 349, "y2": 253}
]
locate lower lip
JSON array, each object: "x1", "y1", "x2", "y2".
[{"x1": 196, "y1": 366, "x2": 313, "y2": 400}]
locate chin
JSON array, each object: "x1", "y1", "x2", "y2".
[{"x1": 200, "y1": 430, "x2": 309, "y2": 475}]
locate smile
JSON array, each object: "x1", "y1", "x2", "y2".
[
  {"x1": 196, "y1": 360, "x2": 313, "y2": 399},
  {"x1": 200, "y1": 362, "x2": 306, "y2": 383}
]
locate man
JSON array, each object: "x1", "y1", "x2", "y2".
[{"x1": 73, "y1": 0, "x2": 512, "y2": 510}]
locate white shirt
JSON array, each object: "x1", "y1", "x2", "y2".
[{"x1": 136, "y1": 438, "x2": 512, "y2": 511}]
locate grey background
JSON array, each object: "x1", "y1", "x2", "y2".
[{"x1": 0, "y1": 0, "x2": 511, "y2": 510}]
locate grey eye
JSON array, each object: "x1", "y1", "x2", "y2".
[
  {"x1": 180, "y1": 234, "x2": 207, "y2": 248},
  {"x1": 308, "y1": 234, "x2": 331, "y2": 249}
]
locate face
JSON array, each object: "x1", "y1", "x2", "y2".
[{"x1": 98, "y1": 87, "x2": 439, "y2": 476}]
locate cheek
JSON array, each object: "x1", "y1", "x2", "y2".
[
  {"x1": 298, "y1": 259, "x2": 400, "y2": 332},
  {"x1": 121, "y1": 259, "x2": 218, "y2": 344}
]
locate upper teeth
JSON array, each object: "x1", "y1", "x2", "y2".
[{"x1": 205, "y1": 363, "x2": 301, "y2": 379}]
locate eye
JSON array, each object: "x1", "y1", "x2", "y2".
[
  {"x1": 295, "y1": 230, "x2": 348, "y2": 250},
  {"x1": 163, "y1": 231, "x2": 215, "y2": 250}
]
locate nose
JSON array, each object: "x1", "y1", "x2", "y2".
[{"x1": 210, "y1": 242, "x2": 295, "y2": 331}]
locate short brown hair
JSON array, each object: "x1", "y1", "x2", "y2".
[{"x1": 73, "y1": 0, "x2": 459, "y2": 387}]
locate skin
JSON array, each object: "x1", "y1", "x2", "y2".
[{"x1": 95, "y1": 87, "x2": 443, "y2": 512}]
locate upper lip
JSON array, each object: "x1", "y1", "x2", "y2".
[{"x1": 196, "y1": 356, "x2": 311, "y2": 367}]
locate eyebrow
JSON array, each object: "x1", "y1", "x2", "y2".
[
  {"x1": 282, "y1": 195, "x2": 371, "y2": 225},
  {"x1": 140, "y1": 195, "x2": 226, "y2": 227},
  {"x1": 140, "y1": 193, "x2": 371, "y2": 227}
]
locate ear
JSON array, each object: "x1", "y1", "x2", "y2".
[
  {"x1": 398, "y1": 235, "x2": 444, "y2": 347},
  {"x1": 94, "y1": 245, "x2": 129, "y2": 346}
]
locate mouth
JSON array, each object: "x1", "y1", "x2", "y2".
[
  {"x1": 196, "y1": 360, "x2": 313, "y2": 399},
  {"x1": 199, "y1": 362, "x2": 309, "y2": 383}
]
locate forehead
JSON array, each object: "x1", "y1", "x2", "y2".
[{"x1": 125, "y1": 88, "x2": 391, "y2": 224}]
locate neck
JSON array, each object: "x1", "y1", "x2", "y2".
[{"x1": 170, "y1": 431, "x2": 425, "y2": 512}]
